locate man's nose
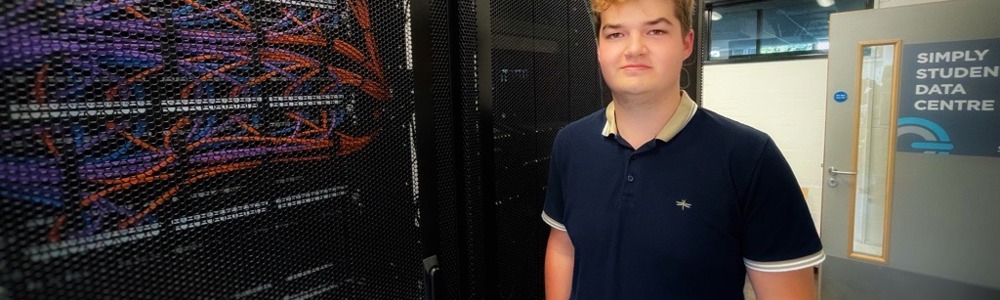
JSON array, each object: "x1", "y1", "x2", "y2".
[{"x1": 624, "y1": 34, "x2": 648, "y2": 58}]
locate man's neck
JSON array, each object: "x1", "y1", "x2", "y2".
[{"x1": 612, "y1": 89, "x2": 682, "y2": 150}]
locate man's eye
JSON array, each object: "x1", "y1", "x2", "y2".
[
  {"x1": 606, "y1": 32, "x2": 624, "y2": 39},
  {"x1": 649, "y1": 30, "x2": 667, "y2": 35}
]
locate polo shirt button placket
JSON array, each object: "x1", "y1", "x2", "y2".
[{"x1": 626, "y1": 154, "x2": 636, "y2": 184}]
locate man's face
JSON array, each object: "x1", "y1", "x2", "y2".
[{"x1": 597, "y1": 0, "x2": 693, "y2": 98}]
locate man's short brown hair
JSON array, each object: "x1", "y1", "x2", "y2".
[{"x1": 590, "y1": 0, "x2": 695, "y2": 37}]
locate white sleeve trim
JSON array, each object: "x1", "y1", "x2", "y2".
[
  {"x1": 745, "y1": 250, "x2": 825, "y2": 272},
  {"x1": 541, "y1": 211, "x2": 566, "y2": 231}
]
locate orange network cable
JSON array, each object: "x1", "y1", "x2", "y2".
[
  {"x1": 226, "y1": 1, "x2": 253, "y2": 28},
  {"x1": 184, "y1": 53, "x2": 228, "y2": 63},
  {"x1": 155, "y1": 51, "x2": 249, "y2": 94},
  {"x1": 269, "y1": 35, "x2": 326, "y2": 46},
  {"x1": 118, "y1": 160, "x2": 263, "y2": 228},
  {"x1": 295, "y1": 128, "x2": 326, "y2": 137},
  {"x1": 64, "y1": 0, "x2": 390, "y2": 228},
  {"x1": 187, "y1": 136, "x2": 332, "y2": 150},
  {"x1": 321, "y1": 0, "x2": 388, "y2": 101},
  {"x1": 119, "y1": 130, "x2": 162, "y2": 154},
  {"x1": 181, "y1": 60, "x2": 251, "y2": 99},
  {"x1": 82, "y1": 173, "x2": 175, "y2": 207},
  {"x1": 33, "y1": 63, "x2": 48, "y2": 104},
  {"x1": 86, "y1": 153, "x2": 179, "y2": 190},
  {"x1": 105, "y1": 121, "x2": 160, "y2": 153},
  {"x1": 336, "y1": 131, "x2": 374, "y2": 156},
  {"x1": 236, "y1": 120, "x2": 261, "y2": 136},
  {"x1": 189, "y1": 161, "x2": 263, "y2": 175},
  {"x1": 111, "y1": 162, "x2": 253, "y2": 228},
  {"x1": 181, "y1": 0, "x2": 251, "y2": 31},
  {"x1": 280, "y1": 7, "x2": 320, "y2": 36},
  {"x1": 266, "y1": 9, "x2": 327, "y2": 46},
  {"x1": 233, "y1": 63, "x2": 310, "y2": 97},
  {"x1": 174, "y1": 52, "x2": 253, "y2": 99},
  {"x1": 286, "y1": 143, "x2": 334, "y2": 153},
  {"x1": 347, "y1": 0, "x2": 371, "y2": 29},
  {"x1": 273, "y1": 155, "x2": 328, "y2": 163},
  {"x1": 321, "y1": 110, "x2": 329, "y2": 129},
  {"x1": 326, "y1": 66, "x2": 389, "y2": 101},
  {"x1": 286, "y1": 112, "x2": 321, "y2": 130},
  {"x1": 118, "y1": 185, "x2": 180, "y2": 229},
  {"x1": 258, "y1": 0, "x2": 388, "y2": 93},
  {"x1": 312, "y1": 9, "x2": 322, "y2": 36},
  {"x1": 84, "y1": 126, "x2": 331, "y2": 209},
  {"x1": 38, "y1": 131, "x2": 59, "y2": 157},
  {"x1": 106, "y1": 65, "x2": 165, "y2": 101},
  {"x1": 319, "y1": 80, "x2": 341, "y2": 95},
  {"x1": 107, "y1": 0, "x2": 151, "y2": 22},
  {"x1": 164, "y1": 117, "x2": 192, "y2": 148},
  {"x1": 48, "y1": 214, "x2": 67, "y2": 243},
  {"x1": 283, "y1": 68, "x2": 323, "y2": 95},
  {"x1": 345, "y1": 0, "x2": 384, "y2": 82},
  {"x1": 92, "y1": 171, "x2": 174, "y2": 187},
  {"x1": 261, "y1": 50, "x2": 320, "y2": 66},
  {"x1": 363, "y1": 33, "x2": 384, "y2": 82},
  {"x1": 86, "y1": 126, "x2": 349, "y2": 229},
  {"x1": 332, "y1": 40, "x2": 366, "y2": 63}
]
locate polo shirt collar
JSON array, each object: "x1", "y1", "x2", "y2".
[{"x1": 601, "y1": 91, "x2": 699, "y2": 142}]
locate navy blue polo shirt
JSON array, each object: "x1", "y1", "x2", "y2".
[{"x1": 542, "y1": 92, "x2": 824, "y2": 299}]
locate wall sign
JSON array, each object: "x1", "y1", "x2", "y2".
[{"x1": 898, "y1": 38, "x2": 999, "y2": 157}]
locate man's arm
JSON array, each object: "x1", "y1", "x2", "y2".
[
  {"x1": 747, "y1": 267, "x2": 816, "y2": 300},
  {"x1": 545, "y1": 228, "x2": 574, "y2": 300}
]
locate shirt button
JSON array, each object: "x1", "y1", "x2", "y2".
[{"x1": 627, "y1": 175, "x2": 635, "y2": 182}]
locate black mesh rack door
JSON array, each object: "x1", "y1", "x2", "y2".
[
  {"x1": 489, "y1": 0, "x2": 604, "y2": 298},
  {"x1": 0, "y1": 0, "x2": 422, "y2": 298}
]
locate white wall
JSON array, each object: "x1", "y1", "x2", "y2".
[
  {"x1": 699, "y1": 0, "x2": 963, "y2": 232},
  {"x1": 702, "y1": 58, "x2": 829, "y2": 230},
  {"x1": 876, "y1": 0, "x2": 950, "y2": 9}
]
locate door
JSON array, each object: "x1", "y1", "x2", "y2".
[{"x1": 821, "y1": 0, "x2": 1000, "y2": 299}]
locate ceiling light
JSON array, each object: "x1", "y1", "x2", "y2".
[
  {"x1": 711, "y1": 11, "x2": 723, "y2": 21},
  {"x1": 817, "y1": 40, "x2": 830, "y2": 50},
  {"x1": 817, "y1": 0, "x2": 835, "y2": 7}
]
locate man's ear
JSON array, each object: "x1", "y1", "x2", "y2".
[{"x1": 682, "y1": 30, "x2": 695, "y2": 59}]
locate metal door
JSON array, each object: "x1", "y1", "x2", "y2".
[{"x1": 821, "y1": 0, "x2": 1000, "y2": 298}]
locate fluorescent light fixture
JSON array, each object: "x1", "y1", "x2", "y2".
[
  {"x1": 817, "y1": 0, "x2": 835, "y2": 7},
  {"x1": 817, "y1": 40, "x2": 830, "y2": 50},
  {"x1": 711, "y1": 11, "x2": 723, "y2": 21}
]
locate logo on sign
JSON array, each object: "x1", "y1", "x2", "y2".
[{"x1": 897, "y1": 117, "x2": 954, "y2": 155}]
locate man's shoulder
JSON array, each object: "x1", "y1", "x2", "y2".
[
  {"x1": 692, "y1": 108, "x2": 772, "y2": 147},
  {"x1": 554, "y1": 108, "x2": 606, "y2": 143}
]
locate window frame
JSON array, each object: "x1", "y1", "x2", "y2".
[{"x1": 701, "y1": 0, "x2": 875, "y2": 65}]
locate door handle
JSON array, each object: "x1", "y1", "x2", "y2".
[
  {"x1": 827, "y1": 167, "x2": 857, "y2": 187},
  {"x1": 828, "y1": 167, "x2": 857, "y2": 176}
]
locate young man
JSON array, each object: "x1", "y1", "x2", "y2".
[{"x1": 542, "y1": 0, "x2": 824, "y2": 299}]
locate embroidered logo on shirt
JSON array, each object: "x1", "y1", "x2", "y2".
[{"x1": 676, "y1": 199, "x2": 692, "y2": 210}]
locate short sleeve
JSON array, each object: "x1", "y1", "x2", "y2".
[
  {"x1": 542, "y1": 134, "x2": 567, "y2": 231},
  {"x1": 741, "y1": 138, "x2": 824, "y2": 272}
]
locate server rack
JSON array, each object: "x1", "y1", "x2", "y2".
[
  {"x1": 0, "y1": 0, "x2": 701, "y2": 298},
  {"x1": 0, "y1": 0, "x2": 422, "y2": 298}
]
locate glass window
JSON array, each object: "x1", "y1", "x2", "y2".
[
  {"x1": 707, "y1": 0, "x2": 868, "y2": 62},
  {"x1": 850, "y1": 43, "x2": 899, "y2": 262}
]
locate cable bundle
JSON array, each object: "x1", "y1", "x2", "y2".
[{"x1": 1, "y1": 0, "x2": 389, "y2": 243}]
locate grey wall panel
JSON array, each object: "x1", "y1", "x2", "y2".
[{"x1": 822, "y1": 256, "x2": 1000, "y2": 300}]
